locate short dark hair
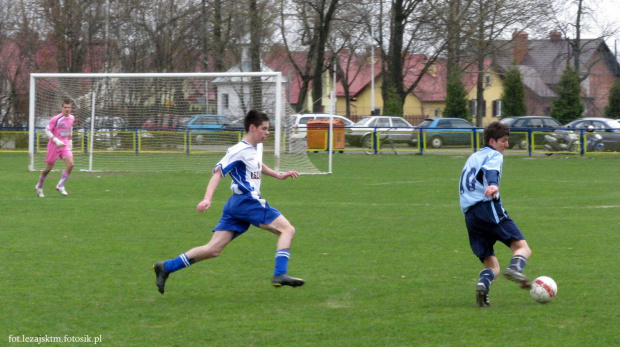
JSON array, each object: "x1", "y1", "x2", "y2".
[
  {"x1": 244, "y1": 110, "x2": 270, "y2": 132},
  {"x1": 62, "y1": 99, "x2": 72, "y2": 106},
  {"x1": 483, "y1": 121, "x2": 510, "y2": 145}
]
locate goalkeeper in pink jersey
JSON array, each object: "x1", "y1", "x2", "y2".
[{"x1": 35, "y1": 100, "x2": 75, "y2": 197}]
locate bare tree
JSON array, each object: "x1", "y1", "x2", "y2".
[
  {"x1": 279, "y1": 0, "x2": 340, "y2": 113},
  {"x1": 550, "y1": 0, "x2": 619, "y2": 82},
  {"x1": 326, "y1": 0, "x2": 374, "y2": 116},
  {"x1": 460, "y1": 0, "x2": 551, "y2": 125},
  {"x1": 378, "y1": 0, "x2": 448, "y2": 117}
]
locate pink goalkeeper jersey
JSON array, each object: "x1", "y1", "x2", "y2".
[{"x1": 47, "y1": 113, "x2": 75, "y2": 145}]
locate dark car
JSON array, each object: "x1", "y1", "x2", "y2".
[
  {"x1": 417, "y1": 118, "x2": 482, "y2": 148},
  {"x1": 223, "y1": 115, "x2": 276, "y2": 132},
  {"x1": 564, "y1": 117, "x2": 620, "y2": 151},
  {"x1": 503, "y1": 116, "x2": 562, "y2": 149}
]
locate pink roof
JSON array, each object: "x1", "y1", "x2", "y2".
[{"x1": 263, "y1": 49, "x2": 312, "y2": 105}]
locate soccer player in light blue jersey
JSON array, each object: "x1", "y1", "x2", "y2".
[
  {"x1": 153, "y1": 110, "x2": 304, "y2": 294},
  {"x1": 459, "y1": 121, "x2": 532, "y2": 307}
]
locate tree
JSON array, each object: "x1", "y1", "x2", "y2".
[
  {"x1": 604, "y1": 78, "x2": 620, "y2": 119},
  {"x1": 464, "y1": 0, "x2": 551, "y2": 126},
  {"x1": 380, "y1": 0, "x2": 446, "y2": 117},
  {"x1": 551, "y1": 0, "x2": 619, "y2": 83},
  {"x1": 550, "y1": 68, "x2": 584, "y2": 124},
  {"x1": 278, "y1": 0, "x2": 340, "y2": 113},
  {"x1": 443, "y1": 69, "x2": 469, "y2": 119},
  {"x1": 501, "y1": 65, "x2": 527, "y2": 118}
]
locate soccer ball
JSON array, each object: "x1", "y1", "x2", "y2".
[{"x1": 530, "y1": 276, "x2": 557, "y2": 303}]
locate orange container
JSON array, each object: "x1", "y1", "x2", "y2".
[{"x1": 306, "y1": 119, "x2": 346, "y2": 150}]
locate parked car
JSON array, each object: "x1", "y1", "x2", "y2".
[
  {"x1": 181, "y1": 114, "x2": 231, "y2": 144},
  {"x1": 345, "y1": 116, "x2": 417, "y2": 147},
  {"x1": 83, "y1": 116, "x2": 128, "y2": 148},
  {"x1": 222, "y1": 114, "x2": 276, "y2": 132},
  {"x1": 499, "y1": 117, "x2": 515, "y2": 125},
  {"x1": 563, "y1": 117, "x2": 620, "y2": 151},
  {"x1": 417, "y1": 118, "x2": 482, "y2": 148},
  {"x1": 185, "y1": 114, "x2": 231, "y2": 132},
  {"x1": 142, "y1": 114, "x2": 193, "y2": 131},
  {"x1": 503, "y1": 116, "x2": 562, "y2": 149},
  {"x1": 290, "y1": 113, "x2": 354, "y2": 139}
]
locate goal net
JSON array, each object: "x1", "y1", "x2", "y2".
[{"x1": 29, "y1": 72, "x2": 324, "y2": 174}]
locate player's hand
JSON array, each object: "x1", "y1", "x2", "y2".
[
  {"x1": 53, "y1": 137, "x2": 65, "y2": 148},
  {"x1": 197, "y1": 199, "x2": 211, "y2": 212},
  {"x1": 484, "y1": 185, "x2": 499, "y2": 199},
  {"x1": 280, "y1": 171, "x2": 299, "y2": 180}
]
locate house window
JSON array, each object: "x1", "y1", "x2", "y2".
[
  {"x1": 470, "y1": 99, "x2": 486, "y2": 117},
  {"x1": 492, "y1": 100, "x2": 502, "y2": 117},
  {"x1": 485, "y1": 75, "x2": 492, "y2": 86},
  {"x1": 222, "y1": 93, "x2": 229, "y2": 109},
  {"x1": 434, "y1": 108, "x2": 441, "y2": 117},
  {"x1": 469, "y1": 100, "x2": 477, "y2": 116}
]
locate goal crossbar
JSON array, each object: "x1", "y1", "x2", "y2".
[{"x1": 29, "y1": 72, "x2": 325, "y2": 174}]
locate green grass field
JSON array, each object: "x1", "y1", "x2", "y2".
[{"x1": 2, "y1": 152, "x2": 619, "y2": 346}]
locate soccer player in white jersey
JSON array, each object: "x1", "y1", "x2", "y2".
[
  {"x1": 35, "y1": 100, "x2": 75, "y2": 197},
  {"x1": 458, "y1": 121, "x2": 532, "y2": 307},
  {"x1": 153, "y1": 110, "x2": 304, "y2": 294}
]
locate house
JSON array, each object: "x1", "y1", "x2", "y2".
[
  {"x1": 331, "y1": 53, "x2": 505, "y2": 125},
  {"x1": 213, "y1": 42, "x2": 290, "y2": 119},
  {"x1": 494, "y1": 31, "x2": 620, "y2": 117}
]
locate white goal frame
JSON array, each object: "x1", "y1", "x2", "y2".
[{"x1": 28, "y1": 72, "x2": 328, "y2": 174}]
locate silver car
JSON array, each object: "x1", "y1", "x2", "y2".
[{"x1": 345, "y1": 116, "x2": 417, "y2": 147}]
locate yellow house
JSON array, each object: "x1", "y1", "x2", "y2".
[{"x1": 332, "y1": 55, "x2": 505, "y2": 126}]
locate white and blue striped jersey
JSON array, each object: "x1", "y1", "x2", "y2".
[
  {"x1": 214, "y1": 141, "x2": 262, "y2": 201},
  {"x1": 459, "y1": 146, "x2": 503, "y2": 213}
]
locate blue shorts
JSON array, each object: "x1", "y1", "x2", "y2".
[
  {"x1": 464, "y1": 200, "x2": 524, "y2": 262},
  {"x1": 213, "y1": 193, "x2": 281, "y2": 238}
]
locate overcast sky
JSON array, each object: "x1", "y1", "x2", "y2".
[{"x1": 581, "y1": 0, "x2": 620, "y2": 55}]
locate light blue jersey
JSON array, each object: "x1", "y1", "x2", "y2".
[
  {"x1": 459, "y1": 146, "x2": 503, "y2": 213},
  {"x1": 214, "y1": 141, "x2": 263, "y2": 202}
]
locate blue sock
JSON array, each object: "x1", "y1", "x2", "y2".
[
  {"x1": 509, "y1": 255, "x2": 527, "y2": 272},
  {"x1": 274, "y1": 249, "x2": 290, "y2": 276},
  {"x1": 478, "y1": 268, "x2": 495, "y2": 289},
  {"x1": 163, "y1": 253, "x2": 192, "y2": 273}
]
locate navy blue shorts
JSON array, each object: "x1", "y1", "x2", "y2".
[
  {"x1": 464, "y1": 200, "x2": 524, "y2": 262},
  {"x1": 213, "y1": 194, "x2": 281, "y2": 239}
]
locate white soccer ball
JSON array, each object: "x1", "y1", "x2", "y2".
[{"x1": 530, "y1": 276, "x2": 557, "y2": 303}]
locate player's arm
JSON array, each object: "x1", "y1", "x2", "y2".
[
  {"x1": 483, "y1": 169, "x2": 499, "y2": 199},
  {"x1": 68, "y1": 126, "x2": 73, "y2": 150},
  {"x1": 197, "y1": 167, "x2": 224, "y2": 212},
  {"x1": 261, "y1": 163, "x2": 299, "y2": 180},
  {"x1": 45, "y1": 119, "x2": 65, "y2": 148}
]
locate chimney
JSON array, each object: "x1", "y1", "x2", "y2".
[
  {"x1": 550, "y1": 31, "x2": 562, "y2": 42},
  {"x1": 512, "y1": 31, "x2": 529, "y2": 65}
]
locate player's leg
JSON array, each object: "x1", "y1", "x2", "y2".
[
  {"x1": 55, "y1": 155, "x2": 74, "y2": 196},
  {"x1": 36, "y1": 149, "x2": 57, "y2": 197},
  {"x1": 476, "y1": 256, "x2": 499, "y2": 307},
  {"x1": 153, "y1": 230, "x2": 235, "y2": 294},
  {"x1": 465, "y1": 205, "x2": 498, "y2": 307},
  {"x1": 261, "y1": 215, "x2": 304, "y2": 287},
  {"x1": 503, "y1": 239, "x2": 532, "y2": 288},
  {"x1": 35, "y1": 162, "x2": 55, "y2": 197}
]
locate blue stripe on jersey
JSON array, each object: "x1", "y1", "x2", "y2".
[
  {"x1": 217, "y1": 141, "x2": 262, "y2": 198},
  {"x1": 490, "y1": 201, "x2": 500, "y2": 223}
]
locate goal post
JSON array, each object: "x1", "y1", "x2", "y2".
[{"x1": 29, "y1": 72, "x2": 328, "y2": 174}]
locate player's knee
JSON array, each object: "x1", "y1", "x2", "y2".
[{"x1": 283, "y1": 225, "x2": 296, "y2": 237}]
